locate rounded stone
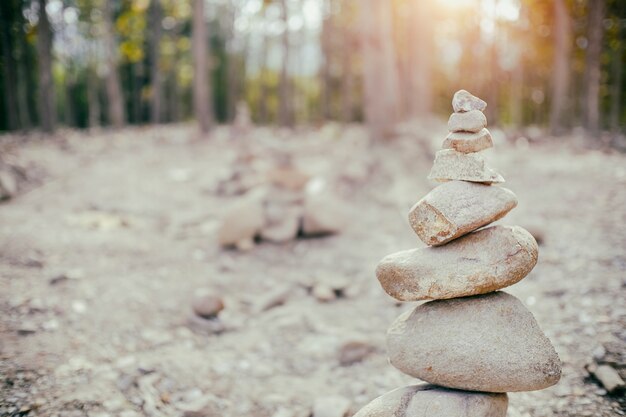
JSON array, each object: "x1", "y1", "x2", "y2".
[
  {"x1": 447, "y1": 110, "x2": 487, "y2": 133},
  {"x1": 387, "y1": 292, "x2": 562, "y2": 392},
  {"x1": 443, "y1": 128, "x2": 493, "y2": 153},
  {"x1": 452, "y1": 90, "x2": 487, "y2": 113},
  {"x1": 376, "y1": 225, "x2": 538, "y2": 301},
  {"x1": 192, "y1": 293, "x2": 225, "y2": 318},
  {"x1": 353, "y1": 384, "x2": 508, "y2": 417}
]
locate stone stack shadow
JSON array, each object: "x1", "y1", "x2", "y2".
[{"x1": 354, "y1": 90, "x2": 562, "y2": 417}]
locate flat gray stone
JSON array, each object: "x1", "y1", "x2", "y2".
[
  {"x1": 376, "y1": 225, "x2": 538, "y2": 301},
  {"x1": 353, "y1": 385, "x2": 508, "y2": 417},
  {"x1": 408, "y1": 181, "x2": 517, "y2": 246},
  {"x1": 387, "y1": 292, "x2": 562, "y2": 392},
  {"x1": 448, "y1": 110, "x2": 487, "y2": 133},
  {"x1": 452, "y1": 90, "x2": 487, "y2": 113},
  {"x1": 428, "y1": 149, "x2": 504, "y2": 184},
  {"x1": 443, "y1": 128, "x2": 493, "y2": 153}
]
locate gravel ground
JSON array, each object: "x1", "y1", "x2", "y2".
[{"x1": 1, "y1": 124, "x2": 624, "y2": 417}]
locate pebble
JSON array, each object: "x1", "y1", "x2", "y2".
[
  {"x1": 338, "y1": 340, "x2": 375, "y2": 366},
  {"x1": 255, "y1": 286, "x2": 292, "y2": 312},
  {"x1": 376, "y1": 225, "x2": 538, "y2": 301},
  {"x1": 452, "y1": 90, "x2": 487, "y2": 113},
  {"x1": 586, "y1": 363, "x2": 625, "y2": 394},
  {"x1": 0, "y1": 169, "x2": 17, "y2": 199},
  {"x1": 312, "y1": 284, "x2": 336, "y2": 302},
  {"x1": 442, "y1": 128, "x2": 493, "y2": 153},
  {"x1": 428, "y1": 149, "x2": 504, "y2": 184},
  {"x1": 17, "y1": 322, "x2": 38, "y2": 335},
  {"x1": 191, "y1": 292, "x2": 224, "y2": 319},
  {"x1": 387, "y1": 291, "x2": 562, "y2": 392},
  {"x1": 408, "y1": 181, "x2": 517, "y2": 246},
  {"x1": 353, "y1": 384, "x2": 507, "y2": 417},
  {"x1": 186, "y1": 315, "x2": 226, "y2": 334},
  {"x1": 447, "y1": 110, "x2": 487, "y2": 133}
]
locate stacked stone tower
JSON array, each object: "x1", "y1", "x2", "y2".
[{"x1": 354, "y1": 91, "x2": 561, "y2": 417}]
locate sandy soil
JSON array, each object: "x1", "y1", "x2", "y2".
[{"x1": 1, "y1": 124, "x2": 625, "y2": 417}]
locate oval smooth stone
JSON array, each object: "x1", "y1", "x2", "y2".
[
  {"x1": 376, "y1": 225, "x2": 538, "y2": 301},
  {"x1": 448, "y1": 110, "x2": 487, "y2": 133},
  {"x1": 353, "y1": 385, "x2": 508, "y2": 417},
  {"x1": 386, "y1": 291, "x2": 562, "y2": 393}
]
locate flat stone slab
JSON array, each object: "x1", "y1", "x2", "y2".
[
  {"x1": 428, "y1": 149, "x2": 504, "y2": 184},
  {"x1": 448, "y1": 110, "x2": 487, "y2": 133},
  {"x1": 409, "y1": 181, "x2": 517, "y2": 246},
  {"x1": 443, "y1": 128, "x2": 493, "y2": 153},
  {"x1": 353, "y1": 384, "x2": 507, "y2": 417},
  {"x1": 452, "y1": 90, "x2": 487, "y2": 113},
  {"x1": 387, "y1": 291, "x2": 562, "y2": 392},
  {"x1": 376, "y1": 225, "x2": 538, "y2": 301}
]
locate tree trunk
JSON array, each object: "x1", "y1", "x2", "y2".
[
  {"x1": 609, "y1": 19, "x2": 623, "y2": 133},
  {"x1": 149, "y1": 0, "x2": 163, "y2": 124},
  {"x1": 582, "y1": 0, "x2": 606, "y2": 136},
  {"x1": 258, "y1": 33, "x2": 269, "y2": 124},
  {"x1": 278, "y1": 0, "x2": 292, "y2": 127},
  {"x1": 17, "y1": 23, "x2": 33, "y2": 129},
  {"x1": 37, "y1": 0, "x2": 56, "y2": 133},
  {"x1": 131, "y1": 61, "x2": 143, "y2": 123},
  {"x1": 320, "y1": 3, "x2": 333, "y2": 121},
  {"x1": 549, "y1": 0, "x2": 572, "y2": 135},
  {"x1": 87, "y1": 64, "x2": 100, "y2": 129},
  {"x1": 341, "y1": 28, "x2": 354, "y2": 123},
  {"x1": 407, "y1": 1, "x2": 433, "y2": 118},
  {"x1": 64, "y1": 70, "x2": 75, "y2": 126},
  {"x1": 103, "y1": 0, "x2": 125, "y2": 128},
  {"x1": 0, "y1": 0, "x2": 20, "y2": 130},
  {"x1": 192, "y1": 0, "x2": 213, "y2": 133},
  {"x1": 361, "y1": 0, "x2": 401, "y2": 140}
]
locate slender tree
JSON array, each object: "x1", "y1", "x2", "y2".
[
  {"x1": 0, "y1": 0, "x2": 20, "y2": 130},
  {"x1": 192, "y1": 0, "x2": 213, "y2": 133},
  {"x1": 149, "y1": 0, "x2": 163, "y2": 124},
  {"x1": 407, "y1": 1, "x2": 433, "y2": 118},
  {"x1": 361, "y1": 0, "x2": 400, "y2": 139},
  {"x1": 319, "y1": 0, "x2": 334, "y2": 121},
  {"x1": 103, "y1": 0, "x2": 125, "y2": 128},
  {"x1": 37, "y1": 0, "x2": 56, "y2": 133},
  {"x1": 582, "y1": 0, "x2": 606, "y2": 135},
  {"x1": 549, "y1": 0, "x2": 572, "y2": 135},
  {"x1": 278, "y1": 0, "x2": 292, "y2": 126},
  {"x1": 609, "y1": 8, "x2": 623, "y2": 134},
  {"x1": 341, "y1": 25, "x2": 354, "y2": 123}
]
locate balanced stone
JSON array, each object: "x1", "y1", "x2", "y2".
[
  {"x1": 408, "y1": 181, "x2": 517, "y2": 246},
  {"x1": 376, "y1": 225, "x2": 537, "y2": 301},
  {"x1": 447, "y1": 110, "x2": 487, "y2": 133},
  {"x1": 452, "y1": 90, "x2": 487, "y2": 113},
  {"x1": 443, "y1": 128, "x2": 493, "y2": 153},
  {"x1": 387, "y1": 291, "x2": 562, "y2": 392},
  {"x1": 353, "y1": 385, "x2": 508, "y2": 417},
  {"x1": 428, "y1": 149, "x2": 504, "y2": 184}
]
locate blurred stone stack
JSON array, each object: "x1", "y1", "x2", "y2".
[{"x1": 354, "y1": 90, "x2": 561, "y2": 417}]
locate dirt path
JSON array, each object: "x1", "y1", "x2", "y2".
[{"x1": 1, "y1": 125, "x2": 625, "y2": 417}]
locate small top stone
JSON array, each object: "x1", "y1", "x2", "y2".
[{"x1": 452, "y1": 90, "x2": 487, "y2": 113}]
